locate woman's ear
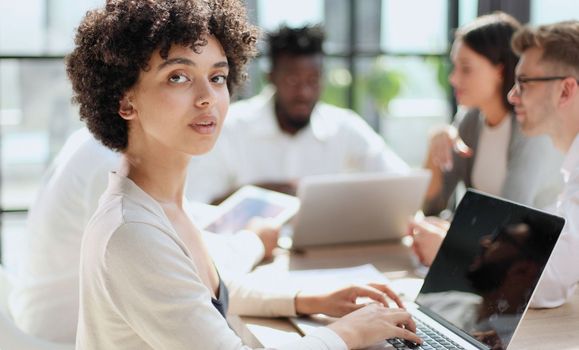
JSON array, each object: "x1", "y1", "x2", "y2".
[
  {"x1": 496, "y1": 63, "x2": 505, "y2": 82},
  {"x1": 118, "y1": 93, "x2": 136, "y2": 120}
]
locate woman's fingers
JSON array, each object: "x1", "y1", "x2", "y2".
[
  {"x1": 454, "y1": 137, "x2": 473, "y2": 157},
  {"x1": 367, "y1": 283, "x2": 405, "y2": 308},
  {"x1": 430, "y1": 126, "x2": 472, "y2": 170},
  {"x1": 349, "y1": 285, "x2": 390, "y2": 307},
  {"x1": 393, "y1": 327, "x2": 423, "y2": 345}
]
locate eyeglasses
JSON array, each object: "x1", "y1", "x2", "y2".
[{"x1": 513, "y1": 75, "x2": 579, "y2": 94}]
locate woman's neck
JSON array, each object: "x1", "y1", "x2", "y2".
[
  {"x1": 480, "y1": 102, "x2": 509, "y2": 127},
  {"x1": 121, "y1": 149, "x2": 190, "y2": 206}
]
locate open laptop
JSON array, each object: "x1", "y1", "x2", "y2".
[
  {"x1": 292, "y1": 189, "x2": 565, "y2": 350},
  {"x1": 288, "y1": 170, "x2": 431, "y2": 249}
]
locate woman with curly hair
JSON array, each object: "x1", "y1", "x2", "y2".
[{"x1": 68, "y1": 0, "x2": 421, "y2": 349}]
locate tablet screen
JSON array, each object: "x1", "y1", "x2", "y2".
[
  {"x1": 205, "y1": 197, "x2": 286, "y2": 234},
  {"x1": 202, "y1": 186, "x2": 300, "y2": 234}
]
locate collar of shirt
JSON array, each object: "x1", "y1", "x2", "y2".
[
  {"x1": 104, "y1": 172, "x2": 182, "y2": 231},
  {"x1": 561, "y1": 134, "x2": 579, "y2": 183},
  {"x1": 247, "y1": 87, "x2": 332, "y2": 142}
]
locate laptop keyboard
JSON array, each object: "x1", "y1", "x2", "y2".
[{"x1": 387, "y1": 317, "x2": 465, "y2": 350}]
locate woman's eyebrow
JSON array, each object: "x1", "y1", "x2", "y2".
[
  {"x1": 213, "y1": 61, "x2": 229, "y2": 69},
  {"x1": 157, "y1": 57, "x2": 195, "y2": 71},
  {"x1": 157, "y1": 58, "x2": 229, "y2": 71}
]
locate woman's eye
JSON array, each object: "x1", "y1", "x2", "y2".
[
  {"x1": 212, "y1": 75, "x2": 228, "y2": 84},
  {"x1": 169, "y1": 73, "x2": 189, "y2": 84}
]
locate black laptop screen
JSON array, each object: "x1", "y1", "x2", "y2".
[{"x1": 415, "y1": 190, "x2": 565, "y2": 350}]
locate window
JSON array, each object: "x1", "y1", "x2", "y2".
[
  {"x1": 531, "y1": 0, "x2": 579, "y2": 24},
  {"x1": 0, "y1": 1, "x2": 475, "y2": 215}
]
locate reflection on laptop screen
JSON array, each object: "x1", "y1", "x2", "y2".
[{"x1": 415, "y1": 190, "x2": 564, "y2": 350}]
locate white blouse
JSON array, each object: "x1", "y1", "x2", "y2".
[
  {"x1": 472, "y1": 115, "x2": 512, "y2": 196},
  {"x1": 77, "y1": 172, "x2": 346, "y2": 350}
]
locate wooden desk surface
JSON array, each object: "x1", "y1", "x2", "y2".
[{"x1": 233, "y1": 242, "x2": 579, "y2": 350}]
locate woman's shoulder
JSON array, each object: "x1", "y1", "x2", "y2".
[
  {"x1": 454, "y1": 108, "x2": 482, "y2": 127},
  {"x1": 84, "y1": 192, "x2": 179, "y2": 259},
  {"x1": 453, "y1": 108, "x2": 483, "y2": 143}
]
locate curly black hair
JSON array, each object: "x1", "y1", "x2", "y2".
[
  {"x1": 66, "y1": 0, "x2": 259, "y2": 151},
  {"x1": 267, "y1": 24, "x2": 325, "y2": 69}
]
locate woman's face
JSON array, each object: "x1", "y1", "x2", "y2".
[
  {"x1": 449, "y1": 40, "x2": 503, "y2": 109},
  {"x1": 122, "y1": 36, "x2": 230, "y2": 156}
]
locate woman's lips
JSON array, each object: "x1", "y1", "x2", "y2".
[{"x1": 189, "y1": 117, "x2": 217, "y2": 135}]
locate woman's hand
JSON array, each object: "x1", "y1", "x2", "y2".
[
  {"x1": 407, "y1": 216, "x2": 450, "y2": 266},
  {"x1": 427, "y1": 125, "x2": 473, "y2": 171},
  {"x1": 327, "y1": 303, "x2": 422, "y2": 349},
  {"x1": 295, "y1": 283, "x2": 404, "y2": 317}
]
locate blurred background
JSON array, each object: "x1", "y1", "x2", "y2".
[{"x1": 1, "y1": 0, "x2": 578, "y2": 268}]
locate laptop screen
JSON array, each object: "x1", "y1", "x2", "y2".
[{"x1": 415, "y1": 190, "x2": 565, "y2": 350}]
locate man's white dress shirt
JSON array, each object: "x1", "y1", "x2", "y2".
[
  {"x1": 187, "y1": 87, "x2": 409, "y2": 203},
  {"x1": 531, "y1": 134, "x2": 579, "y2": 308}
]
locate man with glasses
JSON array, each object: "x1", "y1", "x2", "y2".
[
  {"x1": 507, "y1": 20, "x2": 579, "y2": 308},
  {"x1": 187, "y1": 24, "x2": 409, "y2": 204}
]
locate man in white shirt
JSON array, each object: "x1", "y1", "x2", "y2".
[
  {"x1": 187, "y1": 25, "x2": 409, "y2": 203},
  {"x1": 507, "y1": 20, "x2": 579, "y2": 308},
  {"x1": 9, "y1": 128, "x2": 275, "y2": 343}
]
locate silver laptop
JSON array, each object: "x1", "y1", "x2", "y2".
[
  {"x1": 292, "y1": 190, "x2": 565, "y2": 349},
  {"x1": 288, "y1": 170, "x2": 431, "y2": 249}
]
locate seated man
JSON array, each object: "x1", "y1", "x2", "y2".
[
  {"x1": 507, "y1": 20, "x2": 579, "y2": 308},
  {"x1": 9, "y1": 128, "x2": 277, "y2": 343},
  {"x1": 187, "y1": 24, "x2": 409, "y2": 203},
  {"x1": 410, "y1": 20, "x2": 579, "y2": 309}
]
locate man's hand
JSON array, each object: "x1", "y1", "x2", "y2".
[
  {"x1": 407, "y1": 216, "x2": 450, "y2": 266},
  {"x1": 246, "y1": 217, "x2": 280, "y2": 260}
]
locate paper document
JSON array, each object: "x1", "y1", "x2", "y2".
[{"x1": 286, "y1": 264, "x2": 390, "y2": 293}]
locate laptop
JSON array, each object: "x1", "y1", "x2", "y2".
[
  {"x1": 292, "y1": 189, "x2": 565, "y2": 350},
  {"x1": 288, "y1": 170, "x2": 431, "y2": 249}
]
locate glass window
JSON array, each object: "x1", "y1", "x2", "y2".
[
  {"x1": 0, "y1": 0, "x2": 46, "y2": 54},
  {"x1": 0, "y1": 0, "x2": 102, "y2": 55},
  {"x1": 381, "y1": 0, "x2": 448, "y2": 54},
  {"x1": 354, "y1": 56, "x2": 451, "y2": 166},
  {"x1": 531, "y1": 0, "x2": 579, "y2": 24},
  {"x1": 459, "y1": 0, "x2": 479, "y2": 27},
  {"x1": 1, "y1": 59, "x2": 81, "y2": 209},
  {"x1": 257, "y1": 0, "x2": 324, "y2": 32},
  {"x1": 321, "y1": 57, "x2": 351, "y2": 110}
]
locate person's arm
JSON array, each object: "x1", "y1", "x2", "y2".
[
  {"x1": 407, "y1": 216, "x2": 450, "y2": 266},
  {"x1": 227, "y1": 277, "x2": 422, "y2": 349},
  {"x1": 101, "y1": 223, "x2": 343, "y2": 350},
  {"x1": 423, "y1": 110, "x2": 476, "y2": 216},
  {"x1": 530, "y1": 201, "x2": 579, "y2": 308},
  {"x1": 102, "y1": 223, "x2": 420, "y2": 349},
  {"x1": 343, "y1": 112, "x2": 410, "y2": 173}
]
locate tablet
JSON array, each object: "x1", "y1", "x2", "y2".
[{"x1": 202, "y1": 185, "x2": 300, "y2": 234}]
